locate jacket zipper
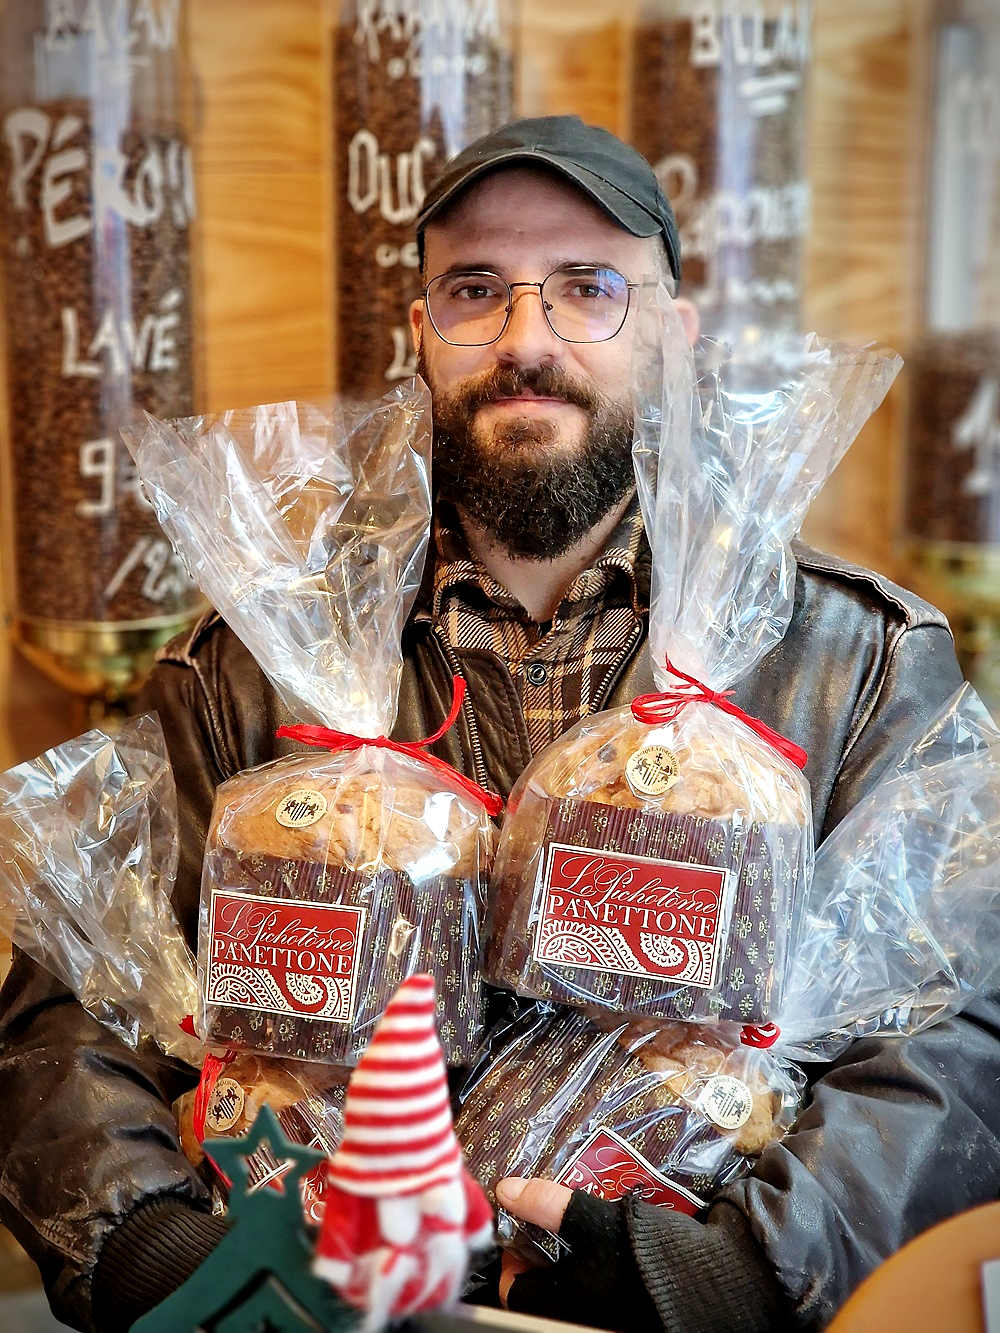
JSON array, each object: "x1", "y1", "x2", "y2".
[
  {"x1": 429, "y1": 623, "x2": 491, "y2": 794},
  {"x1": 591, "y1": 620, "x2": 646, "y2": 712}
]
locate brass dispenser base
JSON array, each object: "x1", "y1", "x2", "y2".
[
  {"x1": 12, "y1": 612, "x2": 201, "y2": 715},
  {"x1": 902, "y1": 540, "x2": 1000, "y2": 720}
]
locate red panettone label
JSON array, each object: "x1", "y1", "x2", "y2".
[
  {"x1": 556, "y1": 1128, "x2": 704, "y2": 1213},
  {"x1": 533, "y1": 842, "x2": 732, "y2": 987},
  {"x1": 206, "y1": 890, "x2": 365, "y2": 1023}
]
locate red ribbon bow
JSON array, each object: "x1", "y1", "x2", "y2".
[
  {"x1": 182, "y1": 1020, "x2": 239, "y2": 1188},
  {"x1": 275, "y1": 676, "x2": 503, "y2": 817},
  {"x1": 740, "y1": 1022, "x2": 781, "y2": 1049},
  {"x1": 631, "y1": 661, "x2": 808, "y2": 771},
  {"x1": 191, "y1": 1045, "x2": 238, "y2": 1142}
]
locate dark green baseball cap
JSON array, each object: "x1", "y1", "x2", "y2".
[{"x1": 416, "y1": 115, "x2": 681, "y2": 282}]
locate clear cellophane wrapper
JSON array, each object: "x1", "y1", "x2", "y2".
[
  {"x1": 484, "y1": 289, "x2": 903, "y2": 1028},
  {"x1": 486, "y1": 707, "x2": 808, "y2": 1024},
  {"x1": 125, "y1": 383, "x2": 497, "y2": 1067},
  {"x1": 0, "y1": 715, "x2": 346, "y2": 1208},
  {"x1": 0, "y1": 713, "x2": 202, "y2": 1066},
  {"x1": 456, "y1": 1001, "x2": 804, "y2": 1262},
  {"x1": 775, "y1": 682, "x2": 1000, "y2": 1061}
]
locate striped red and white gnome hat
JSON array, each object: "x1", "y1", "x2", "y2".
[{"x1": 325, "y1": 973, "x2": 464, "y2": 1198}]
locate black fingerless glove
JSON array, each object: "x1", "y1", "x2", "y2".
[
  {"x1": 505, "y1": 1190, "x2": 663, "y2": 1331},
  {"x1": 506, "y1": 1193, "x2": 791, "y2": 1333}
]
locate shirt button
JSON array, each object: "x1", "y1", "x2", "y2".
[{"x1": 526, "y1": 662, "x2": 548, "y2": 686}]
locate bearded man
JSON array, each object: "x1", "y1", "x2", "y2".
[{"x1": 2, "y1": 116, "x2": 1000, "y2": 1333}]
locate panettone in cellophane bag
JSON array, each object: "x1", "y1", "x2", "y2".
[
  {"x1": 486, "y1": 289, "x2": 903, "y2": 1029},
  {"x1": 456, "y1": 1000, "x2": 803, "y2": 1258},
  {"x1": 126, "y1": 384, "x2": 502, "y2": 1072},
  {"x1": 773, "y1": 680, "x2": 1000, "y2": 1062}
]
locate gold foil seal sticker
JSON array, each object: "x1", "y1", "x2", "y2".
[
  {"x1": 275, "y1": 788, "x2": 328, "y2": 828},
  {"x1": 204, "y1": 1077, "x2": 245, "y2": 1133},
  {"x1": 699, "y1": 1075, "x2": 754, "y2": 1131},
  {"x1": 625, "y1": 744, "x2": 680, "y2": 798}
]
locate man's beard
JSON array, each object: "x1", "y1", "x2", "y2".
[{"x1": 420, "y1": 353, "x2": 635, "y2": 560}]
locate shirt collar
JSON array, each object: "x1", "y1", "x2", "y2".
[{"x1": 431, "y1": 492, "x2": 645, "y2": 623}]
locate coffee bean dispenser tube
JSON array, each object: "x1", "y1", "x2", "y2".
[
  {"x1": 627, "y1": 0, "x2": 812, "y2": 363},
  {"x1": 0, "y1": 0, "x2": 202, "y2": 711},
  {"x1": 898, "y1": 1, "x2": 1000, "y2": 712},
  {"x1": 330, "y1": 0, "x2": 516, "y2": 401}
]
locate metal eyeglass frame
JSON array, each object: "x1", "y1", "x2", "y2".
[{"x1": 421, "y1": 265, "x2": 638, "y2": 346}]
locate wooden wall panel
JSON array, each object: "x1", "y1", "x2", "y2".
[
  {"x1": 799, "y1": 0, "x2": 930, "y2": 572},
  {"x1": 189, "y1": 0, "x2": 325, "y2": 169},
  {"x1": 515, "y1": 1, "x2": 630, "y2": 131},
  {"x1": 188, "y1": 0, "x2": 331, "y2": 408},
  {"x1": 197, "y1": 169, "x2": 331, "y2": 406}
]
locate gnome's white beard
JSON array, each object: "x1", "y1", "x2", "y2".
[
  {"x1": 316, "y1": 1175, "x2": 494, "y2": 1331},
  {"x1": 363, "y1": 1187, "x2": 471, "y2": 1331}
]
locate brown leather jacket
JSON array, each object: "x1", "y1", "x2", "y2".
[{"x1": 3, "y1": 542, "x2": 999, "y2": 1333}]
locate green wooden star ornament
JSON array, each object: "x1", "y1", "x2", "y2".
[{"x1": 132, "y1": 1104, "x2": 358, "y2": 1333}]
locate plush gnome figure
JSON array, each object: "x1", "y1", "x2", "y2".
[{"x1": 313, "y1": 973, "x2": 494, "y2": 1329}]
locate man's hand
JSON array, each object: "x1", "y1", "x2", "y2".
[
  {"x1": 494, "y1": 1176, "x2": 573, "y2": 1307},
  {"x1": 492, "y1": 1177, "x2": 663, "y2": 1329}
]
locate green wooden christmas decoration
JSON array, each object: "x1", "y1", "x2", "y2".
[{"x1": 132, "y1": 1104, "x2": 358, "y2": 1333}]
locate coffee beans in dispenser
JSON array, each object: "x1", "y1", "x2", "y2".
[
  {"x1": 331, "y1": 0, "x2": 515, "y2": 401},
  {"x1": 0, "y1": 0, "x2": 202, "y2": 708},
  {"x1": 628, "y1": 0, "x2": 812, "y2": 362},
  {"x1": 898, "y1": 2, "x2": 1000, "y2": 713}
]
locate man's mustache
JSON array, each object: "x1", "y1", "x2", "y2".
[{"x1": 450, "y1": 364, "x2": 602, "y2": 414}]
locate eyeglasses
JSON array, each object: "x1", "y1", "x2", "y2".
[{"x1": 422, "y1": 265, "x2": 637, "y2": 347}]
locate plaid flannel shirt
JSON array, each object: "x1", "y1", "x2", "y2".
[{"x1": 432, "y1": 497, "x2": 647, "y2": 756}]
